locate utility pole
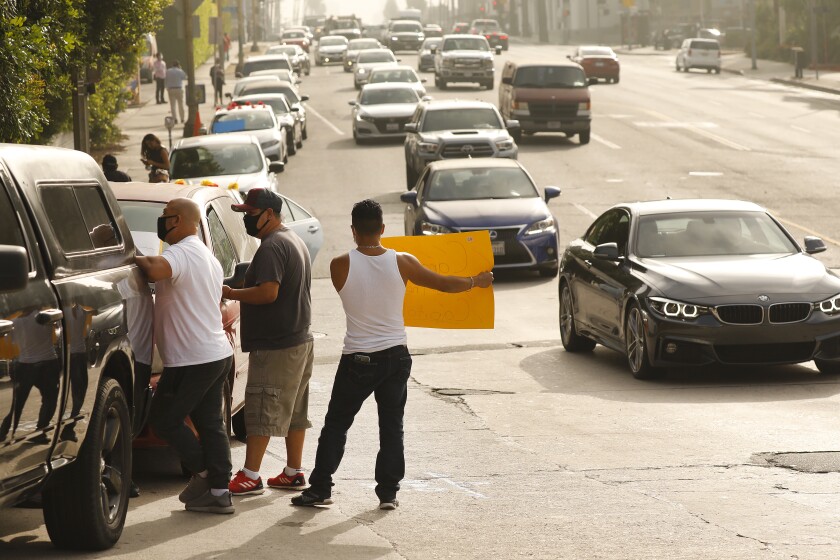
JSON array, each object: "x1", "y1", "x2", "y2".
[
  {"x1": 183, "y1": 0, "x2": 198, "y2": 137},
  {"x1": 71, "y1": 67, "x2": 90, "y2": 153},
  {"x1": 251, "y1": 0, "x2": 259, "y2": 52},
  {"x1": 750, "y1": 0, "x2": 757, "y2": 70},
  {"x1": 809, "y1": 0, "x2": 819, "y2": 79},
  {"x1": 237, "y1": 0, "x2": 246, "y2": 74}
]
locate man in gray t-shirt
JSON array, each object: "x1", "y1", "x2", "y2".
[{"x1": 222, "y1": 188, "x2": 314, "y2": 496}]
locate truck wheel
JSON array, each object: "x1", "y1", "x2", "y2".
[
  {"x1": 579, "y1": 129, "x2": 591, "y2": 145},
  {"x1": 42, "y1": 378, "x2": 131, "y2": 550}
]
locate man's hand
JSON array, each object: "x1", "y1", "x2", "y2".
[
  {"x1": 222, "y1": 285, "x2": 233, "y2": 300},
  {"x1": 473, "y1": 271, "x2": 493, "y2": 289}
]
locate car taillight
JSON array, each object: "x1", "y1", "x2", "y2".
[
  {"x1": 485, "y1": 34, "x2": 491, "y2": 39},
  {"x1": 500, "y1": 34, "x2": 508, "y2": 39}
]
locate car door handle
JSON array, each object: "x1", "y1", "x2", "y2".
[
  {"x1": 37, "y1": 309, "x2": 64, "y2": 325},
  {"x1": 307, "y1": 225, "x2": 320, "y2": 233},
  {"x1": 0, "y1": 320, "x2": 13, "y2": 336}
]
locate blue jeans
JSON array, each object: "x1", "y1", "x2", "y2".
[
  {"x1": 309, "y1": 345, "x2": 412, "y2": 501},
  {"x1": 150, "y1": 356, "x2": 233, "y2": 489}
]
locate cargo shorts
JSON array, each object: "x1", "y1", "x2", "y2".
[{"x1": 244, "y1": 340, "x2": 314, "y2": 437}]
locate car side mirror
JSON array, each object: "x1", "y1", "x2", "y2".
[
  {"x1": 290, "y1": 107, "x2": 300, "y2": 112},
  {"x1": 400, "y1": 191, "x2": 418, "y2": 205},
  {"x1": 495, "y1": 45, "x2": 503, "y2": 55},
  {"x1": 804, "y1": 236, "x2": 827, "y2": 255},
  {"x1": 593, "y1": 242, "x2": 621, "y2": 262},
  {"x1": 223, "y1": 261, "x2": 250, "y2": 289},
  {"x1": 268, "y1": 161, "x2": 285, "y2": 173},
  {"x1": 544, "y1": 186, "x2": 561, "y2": 202},
  {"x1": 420, "y1": 78, "x2": 427, "y2": 83},
  {"x1": 501, "y1": 76, "x2": 512, "y2": 85},
  {"x1": 505, "y1": 119, "x2": 520, "y2": 130},
  {"x1": 0, "y1": 245, "x2": 28, "y2": 292},
  {"x1": 404, "y1": 122, "x2": 418, "y2": 133},
  {"x1": 235, "y1": 72, "x2": 243, "y2": 78},
  {"x1": 348, "y1": 100, "x2": 357, "y2": 106},
  {"x1": 421, "y1": 95, "x2": 432, "y2": 101},
  {"x1": 300, "y1": 95, "x2": 310, "y2": 102}
]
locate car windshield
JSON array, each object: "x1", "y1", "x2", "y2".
[
  {"x1": 358, "y1": 51, "x2": 396, "y2": 63},
  {"x1": 267, "y1": 46, "x2": 297, "y2": 56},
  {"x1": 170, "y1": 144, "x2": 263, "y2": 179},
  {"x1": 369, "y1": 69, "x2": 417, "y2": 83},
  {"x1": 212, "y1": 110, "x2": 274, "y2": 132},
  {"x1": 442, "y1": 38, "x2": 489, "y2": 51},
  {"x1": 422, "y1": 108, "x2": 501, "y2": 131},
  {"x1": 240, "y1": 84, "x2": 300, "y2": 103},
  {"x1": 474, "y1": 21, "x2": 500, "y2": 31},
  {"x1": 580, "y1": 47, "x2": 614, "y2": 57},
  {"x1": 244, "y1": 59, "x2": 291, "y2": 74},
  {"x1": 635, "y1": 211, "x2": 798, "y2": 258},
  {"x1": 320, "y1": 37, "x2": 346, "y2": 46},
  {"x1": 392, "y1": 23, "x2": 421, "y2": 32},
  {"x1": 233, "y1": 96, "x2": 290, "y2": 114},
  {"x1": 422, "y1": 39, "x2": 442, "y2": 49},
  {"x1": 335, "y1": 19, "x2": 356, "y2": 28},
  {"x1": 283, "y1": 31, "x2": 305, "y2": 38},
  {"x1": 349, "y1": 39, "x2": 379, "y2": 49},
  {"x1": 250, "y1": 69, "x2": 295, "y2": 81},
  {"x1": 360, "y1": 88, "x2": 419, "y2": 104},
  {"x1": 691, "y1": 40, "x2": 720, "y2": 50},
  {"x1": 427, "y1": 168, "x2": 537, "y2": 201},
  {"x1": 513, "y1": 66, "x2": 587, "y2": 88}
]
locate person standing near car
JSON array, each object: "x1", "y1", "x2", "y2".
[
  {"x1": 292, "y1": 199, "x2": 493, "y2": 510},
  {"x1": 136, "y1": 197, "x2": 235, "y2": 515},
  {"x1": 210, "y1": 59, "x2": 226, "y2": 105},
  {"x1": 153, "y1": 53, "x2": 167, "y2": 104},
  {"x1": 223, "y1": 188, "x2": 314, "y2": 497},
  {"x1": 141, "y1": 134, "x2": 170, "y2": 183}
]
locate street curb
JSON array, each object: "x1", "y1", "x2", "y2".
[
  {"x1": 770, "y1": 77, "x2": 840, "y2": 96},
  {"x1": 721, "y1": 67, "x2": 744, "y2": 76}
]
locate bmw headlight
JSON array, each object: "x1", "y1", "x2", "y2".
[
  {"x1": 418, "y1": 142, "x2": 438, "y2": 154},
  {"x1": 524, "y1": 216, "x2": 556, "y2": 236},
  {"x1": 495, "y1": 139, "x2": 514, "y2": 151},
  {"x1": 421, "y1": 221, "x2": 453, "y2": 235},
  {"x1": 648, "y1": 296, "x2": 708, "y2": 319},
  {"x1": 818, "y1": 294, "x2": 840, "y2": 315}
]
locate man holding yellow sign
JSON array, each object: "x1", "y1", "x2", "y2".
[{"x1": 293, "y1": 199, "x2": 493, "y2": 510}]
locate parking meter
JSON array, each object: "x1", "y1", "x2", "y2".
[{"x1": 164, "y1": 115, "x2": 175, "y2": 151}]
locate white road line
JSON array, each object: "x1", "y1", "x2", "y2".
[
  {"x1": 688, "y1": 171, "x2": 724, "y2": 177},
  {"x1": 791, "y1": 125, "x2": 811, "y2": 133},
  {"x1": 573, "y1": 203, "x2": 598, "y2": 220},
  {"x1": 591, "y1": 133, "x2": 621, "y2": 150},
  {"x1": 606, "y1": 178, "x2": 624, "y2": 183},
  {"x1": 305, "y1": 104, "x2": 345, "y2": 136},
  {"x1": 642, "y1": 109, "x2": 751, "y2": 152}
]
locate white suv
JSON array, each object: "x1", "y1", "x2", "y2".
[{"x1": 676, "y1": 38, "x2": 721, "y2": 74}]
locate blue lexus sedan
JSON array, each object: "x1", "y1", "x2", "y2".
[{"x1": 400, "y1": 159, "x2": 561, "y2": 276}]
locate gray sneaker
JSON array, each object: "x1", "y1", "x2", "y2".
[
  {"x1": 185, "y1": 490, "x2": 235, "y2": 514},
  {"x1": 179, "y1": 475, "x2": 211, "y2": 504},
  {"x1": 379, "y1": 499, "x2": 399, "y2": 510}
]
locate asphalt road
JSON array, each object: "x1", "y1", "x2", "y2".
[{"x1": 3, "y1": 44, "x2": 840, "y2": 559}]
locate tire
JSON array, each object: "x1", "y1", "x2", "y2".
[
  {"x1": 539, "y1": 265, "x2": 558, "y2": 278},
  {"x1": 579, "y1": 129, "x2": 591, "y2": 145},
  {"x1": 302, "y1": 124, "x2": 308, "y2": 140},
  {"x1": 714, "y1": 68, "x2": 720, "y2": 75},
  {"x1": 559, "y1": 282, "x2": 595, "y2": 352},
  {"x1": 406, "y1": 163, "x2": 418, "y2": 189},
  {"x1": 434, "y1": 74, "x2": 441, "y2": 88},
  {"x1": 815, "y1": 358, "x2": 840, "y2": 375},
  {"x1": 288, "y1": 132, "x2": 297, "y2": 155},
  {"x1": 675, "y1": 62, "x2": 681, "y2": 72},
  {"x1": 625, "y1": 303, "x2": 662, "y2": 380},
  {"x1": 42, "y1": 378, "x2": 131, "y2": 550},
  {"x1": 707, "y1": 68, "x2": 712, "y2": 74},
  {"x1": 614, "y1": 75, "x2": 620, "y2": 84},
  {"x1": 511, "y1": 127, "x2": 522, "y2": 144},
  {"x1": 484, "y1": 79, "x2": 494, "y2": 90},
  {"x1": 439, "y1": 79, "x2": 448, "y2": 90}
]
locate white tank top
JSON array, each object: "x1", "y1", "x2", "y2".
[{"x1": 339, "y1": 249, "x2": 407, "y2": 353}]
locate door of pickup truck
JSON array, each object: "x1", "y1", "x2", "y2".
[{"x1": 0, "y1": 169, "x2": 65, "y2": 502}]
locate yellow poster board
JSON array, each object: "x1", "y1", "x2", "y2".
[{"x1": 382, "y1": 231, "x2": 495, "y2": 329}]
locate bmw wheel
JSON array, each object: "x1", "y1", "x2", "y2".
[{"x1": 625, "y1": 303, "x2": 662, "y2": 379}]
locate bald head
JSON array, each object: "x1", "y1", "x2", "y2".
[
  {"x1": 162, "y1": 197, "x2": 200, "y2": 244},
  {"x1": 168, "y1": 198, "x2": 201, "y2": 227}
]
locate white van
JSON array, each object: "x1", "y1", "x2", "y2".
[{"x1": 675, "y1": 38, "x2": 721, "y2": 74}]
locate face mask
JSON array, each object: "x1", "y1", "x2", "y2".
[
  {"x1": 157, "y1": 215, "x2": 177, "y2": 242},
  {"x1": 243, "y1": 210, "x2": 267, "y2": 237}
]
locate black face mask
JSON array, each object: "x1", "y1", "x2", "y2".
[
  {"x1": 243, "y1": 210, "x2": 267, "y2": 237},
  {"x1": 157, "y1": 215, "x2": 177, "y2": 242}
]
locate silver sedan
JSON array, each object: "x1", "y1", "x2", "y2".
[{"x1": 349, "y1": 83, "x2": 422, "y2": 144}]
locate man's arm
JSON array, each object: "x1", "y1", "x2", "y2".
[
  {"x1": 396, "y1": 253, "x2": 493, "y2": 293},
  {"x1": 136, "y1": 256, "x2": 173, "y2": 282},
  {"x1": 222, "y1": 282, "x2": 279, "y2": 304}
]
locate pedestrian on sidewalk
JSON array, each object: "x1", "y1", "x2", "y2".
[
  {"x1": 224, "y1": 32, "x2": 231, "y2": 62},
  {"x1": 136, "y1": 198, "x2": 235, "y2": 515},
  {"x1": 224, "y1": 188, "x2": 314, "y2": 497},
  {"x1": 292, "y1": 199, "x2": 493, "y2": 510},
  {"x1": 102, "y1": 154, "x2": 132, "y2": 182},
  {"x1": 141, "y1": 133, "x2": 170, "y2": 183},
  {"x1": 153, "y1": 53, "x2": 167, "y2": 104},
  {"x1": 210, "y1": 59, "x2": 226, "y2": 105},
  {"x1": 165, "y1": 60, "x2": 187, "y2": 123}
]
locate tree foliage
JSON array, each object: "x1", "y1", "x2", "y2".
[
  {"x1": 0, "y1": 0, "x2": 168, "y2": 146},
  {"x1": 754, "y1": 0, "x2": 840, "y2": 64}
]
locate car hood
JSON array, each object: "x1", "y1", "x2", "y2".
[
  {"x1": 636, "y1": 253, "x2": 840, "y2": 302},
  {"x1": 357, "y1": 62, "x2": 398, "y2": 71},
  {"x1": 420, "y1": 128, "x2": 510, "y2": 141},
  {"x1": 513, "y1": 87, "x2": 589, "y2": 103},
  {"x1": 441, "y1": 50, "x2": 491, "y2": 59},
  {"x1": 319, "y1": 45, "x2": 346, "y2": 52},
  {"x1": 359, "y1": 103, "x2": 418, "y2": 118},
  {"x1": 424, "y1": 198, "x2": 548, "y2": 228}
]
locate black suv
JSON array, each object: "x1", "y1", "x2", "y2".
[
  {"x1": 403, "y1": 100, "x2": 519, "y2": 187},
  {"x1": 0, "y1": 144, "x2": 152, "y2": 550}
]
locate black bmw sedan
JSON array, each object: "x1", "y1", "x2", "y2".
[{"x1": 558, "y1": 199, "x2": 840, "y2": 379}]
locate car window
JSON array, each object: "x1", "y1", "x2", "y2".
[
  {"x1": 442, "y1": 38, "x2": 489, "y2": 51},
  {"x1": 0, "y1": 184, "x2": 26, "y2": 249},
  {"x1": 171, "y1": 144, "x2": 263, "y2": 178},
  {"x1": 39, "y1": 185, "x2": 119, "y2": 253},
  {"x1": 426, "y1": 168, "x2": 538, "y2": 201},
  {"x1": 320, "y1": 37, "x2": 346, "y2": 46},
  {"x1": 421, "y1": 108, "x2": 502, "y2": 131},
  {"x1": 358, "y1": 51, "x2": 396, "y2": 63},
  {"x1": 234, "y1": 96, "x2": 290, "y2": 114},
  {"x1": 212, "y1": 110, "x2": 275, "y2": 133},
  {"x1": 422, "y1": 39, "x2": 442, "y2": 49},
  {"x1": 370, "y1": 69, "x2": 416, "y2": 83},
  {"x1": 284, "y1": 198, "x2": 311, "y2": 222},
  {"x1": 580, "y1": 47, "x2": 614, "y2": 57},
  {"x1": 211, "y1": 198, "x2": 255, "y2": 261},
  {"x1": 585, "y1": 210, "x2": 626, "y2": 248},
  {"x1": 361, "y1": 88, "x2": 419, "y2": 104},
  {"x1": 206, "y1": 206, "x2": 237, "y2": 277},
  {"x1": 513, "y1": 66, "x2": 587, "y2": 88},
  {"x1": 391, "y1": 22, "x2": 421, "y2": 32},
  {"x1": 690, "y1": 40, "x2": 720, "y2": 50}
]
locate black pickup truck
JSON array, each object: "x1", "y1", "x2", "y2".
[{"x1": 0, "y1": 144, "x2": 152, "y2": 550}]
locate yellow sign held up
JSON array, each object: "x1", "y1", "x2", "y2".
[
  {"x1": 622, "y1": 0, "x2": 635, "y2": 7},
  {"x1": 381, "y1": 231, "x2": 495, "y2": 329}
]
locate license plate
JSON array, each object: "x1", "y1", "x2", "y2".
[
  {"x1": 492, "y1": 242, "x2": 505, "y2": 256},
  {"x1": 547, "y1": 121, "x2": 562, "y2": 129},
  {"x1": 595, "y1": 61, "x2": 605, "y2": 67},
  {"x1": 386, "y1": 123, "x2": 400, "y2": 132}
]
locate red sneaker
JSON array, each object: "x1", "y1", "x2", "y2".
[
  {"x1": 267, "y1": 471, "x2": 307, "y2": 489},
  {"x1": 229, "y1": 470, "x2": 265, "y2": 496}
]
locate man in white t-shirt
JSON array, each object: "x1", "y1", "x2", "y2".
[{"x1": 136, "y1": 197, "x2": 235, "y2": 515}]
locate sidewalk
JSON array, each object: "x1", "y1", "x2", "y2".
[{"x1": 615, "y1": 45, "x2": 840, "y2": 96}]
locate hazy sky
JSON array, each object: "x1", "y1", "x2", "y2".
[{"x1": 321, "y1": 0, "x2": 393, "y2": 25}]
